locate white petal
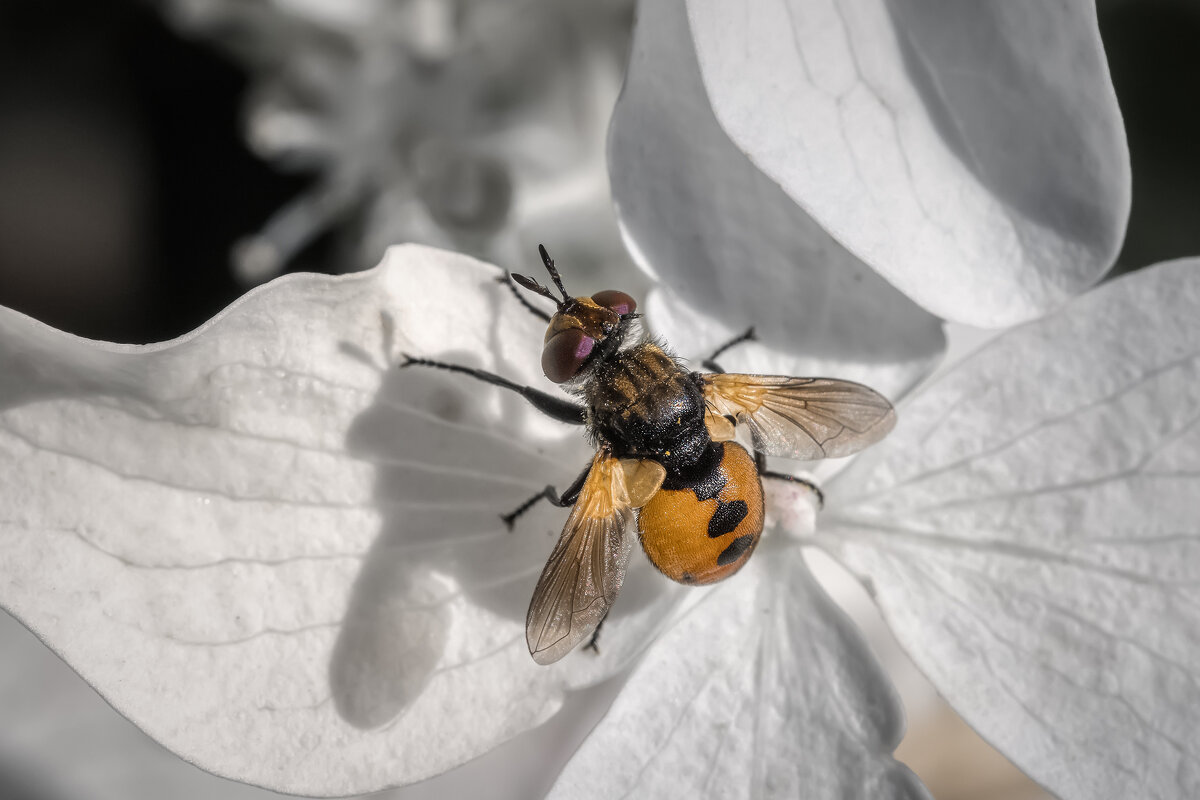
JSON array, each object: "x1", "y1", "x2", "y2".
[
  {"x1": 0, "y1": 609, "x2": 303, "y2": 800},
  {"x1": 0, "y1": 604, "x2": 630, "y2": 800},
  {"x1": 685, "y1": 0, "x2": 1131, "y2": 327},
  {"x1": 610, "y1": 0, "x2": 943, "y2": 393},
  {"x1": 549, "y1": 541, "x2": 929, "y2": 799},
  {"x1": 0, "y1": 245, "x2": 664, "y2": 794},
  {"x1": 823, "y1": 260, "x2": 1200, "y2": 799}
]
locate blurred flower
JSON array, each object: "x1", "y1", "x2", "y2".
[{"x1": 161, "y1": 0, "x2": 636, "y2": 285}]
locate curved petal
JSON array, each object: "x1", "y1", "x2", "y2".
[
  {"x1": 646, "y1": 287, "x2": 930, "y2": 405},
  {"x1": 685, "y1": 0, "x2": 1131, "y2": 327},
  {"x1": 0, "y1": 609, "x2": 305, "y2": 800},
  {"x1": 549, "y1": 540, "x2": 929, "y2": 799},
  {"x1": 0, "y1": 605, "x2": 636, "y2": 800},
  {"x1": 0, "y1": 245, "x2": 669, "y2": 794},
  {"x1": 823, "y1": 260, "x2": 1200, "y2": 799},
  {"x1": 609, "y1": 0, "x2": 944, "y2": 391}
]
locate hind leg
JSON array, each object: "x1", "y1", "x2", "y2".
[
  {"x1": 705, "y1": 332, "x2": 824, "y2": 508},
  {"x1": 754, "y1": 450, "x2": 824, "y2": 508}
]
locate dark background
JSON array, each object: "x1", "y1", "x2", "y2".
[{"x1": 0, "y1": 0, "x2": 329, "y2": 344}]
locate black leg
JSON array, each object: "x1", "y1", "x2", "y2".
[
  {"x1": 584, "y1": 612, "x2": 608, "y2": 653},
  {"x1": 501, "y1": 462, "x2": 591, "y2": 529},
  {"x1": 401, "y1": 356, "x2": 586, "y2": 426},
  {"x1": 754, "y1": 450, "x2": 824, "y2": 508},
  {"x1": 498, "y1": 273, "x2": 553, "y2": 322},
  {"x1": 702, "y1": 327, "x2": 756, "y2": 373}
]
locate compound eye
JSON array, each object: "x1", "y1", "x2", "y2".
[
  {"x1": 591, "y1": 289, "x2": 637, "y2": 316},
  {"x1": 542, "y1": 328, "x2": 595, "y2": 383}
]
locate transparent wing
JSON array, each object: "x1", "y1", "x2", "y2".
[
  {"x1": 526, "y1": 452, "x2": 635, "y2": 665},
  {"x1": 702, "y1": 373, "x2": 896, "y2": 461}
]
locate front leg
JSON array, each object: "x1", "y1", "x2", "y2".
[
  {"x1": 401, "y1": 355, "x2": 586, "y2": 426},
  {"x1": 497, "y1": 273, "x2": 552, "y2": 322},
  {"x1": 702, "y1": 327, "x2": 756, "y2": 374}
]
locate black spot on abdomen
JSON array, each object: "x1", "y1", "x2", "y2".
[
  {"x1": 707, "y1": 499, "x2": 748, "y2": 538},
  {"x1": 717, "y1": 534, "x2": 755, "y2": 566}
]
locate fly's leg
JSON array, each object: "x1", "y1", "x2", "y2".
[
  {"x1": 400, "y1": 357, "x2": 588, "y2": 527},
  {"x1": 703, "y1": 328, "x2": 823, "y2": 505},
  {"x1": 501, "y1": 462, "x2": 591, "y2": 530},
  {"x1": 754, "y1": 451, "x2": 824, "y2": 508},
  {"x1": 498, "y1": 272, "x2": 553, "y2": 322},
  {"x1": 758, "y1": 468, "x2": 825, "y2": 509},
  {"x1": 702, "y1": 328, "x2": 820, "y2": 503},
  {"x1": 701, "y1": 327, "x2": 756, "y2": 374},
  {"x1": 400, "y1": 356, "x2": 585, "y2": 425},
  {"x1": 584, "y1": 612, "x2": 608, "y2": 653}
]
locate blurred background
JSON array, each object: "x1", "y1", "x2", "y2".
[{"x1": 1, "y1": 0, "x2": 1197, "y2": 798}]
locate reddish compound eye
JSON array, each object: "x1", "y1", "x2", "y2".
[
  {"x1": 591, "y1": 290, "x2": 637, "y2": 316},
  {"x1": 542, "y1": 328, "x2": 596, "y2": 383}
]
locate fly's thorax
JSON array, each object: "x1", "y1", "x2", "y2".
[{"x1": 585, "y1": 341, "x2": 709, "y2": 472}]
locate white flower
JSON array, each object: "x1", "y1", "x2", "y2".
[
  {"x1": 2, "y1": 243, "x2": 1196, "y2": 799},
  {"x1": 630, "y1": 0, "x2": 1129, "y2": 330},
  {"x1": 0, "y1": 1, "x2": 1171, "y2": 799},
  {"x1": 553, "y1": 256, "x2": 1200, "y2": 799}
]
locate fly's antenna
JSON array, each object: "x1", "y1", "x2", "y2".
[
  {"x1": 537, "y1": 244, "x2": 571, "y2": 303},
  {"x1": 510, "y1": 244, "x2": 571, "y2": 309}
]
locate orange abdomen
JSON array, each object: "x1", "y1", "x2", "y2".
[{"x1": 637, "y1": 442, "x2": 764, "y2": 585}]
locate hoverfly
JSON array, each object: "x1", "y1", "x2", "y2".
[{"x1": 403, "y1": 246, "x2": 895, "y2": 664}]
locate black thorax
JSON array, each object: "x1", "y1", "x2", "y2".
[{"x1": 583, "y1": 340, "x2": 710, "y2": 477}]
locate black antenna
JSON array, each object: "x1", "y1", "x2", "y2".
[
  {"x1": 510, "y1": 244, "x2": 572, "y2": 310},
  {"x1": 537, "y1": 244, "x2": 571, "y2": 303},
  {"x1": 509, "y1": 273, "x2": 562, "y2": 308}
]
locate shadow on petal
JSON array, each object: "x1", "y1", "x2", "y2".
[
  {"x1": 549, "y1": 535, "x2": 929, "y2": 798},
  {"x1": 609, "y1": 0, "x2": 944, "y2": 369},
  {"x1": 885, "y1": 0, "x2": 1124, "y2": 253},
  {"x1": 329, "y1": 276, "x2": 676, "y2": 730}
]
